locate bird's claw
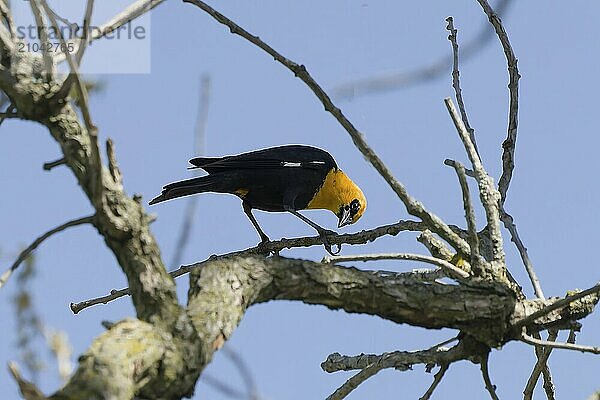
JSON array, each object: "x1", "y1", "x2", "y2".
[
  {"x1": 256, "y1": 237, "x2": 273, "y2": 255},
  {"x1": 318, "y1": 229, "x2": 341, "y2": 256}
]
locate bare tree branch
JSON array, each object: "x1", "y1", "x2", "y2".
[
  {"x1": 54, "y1": 0, "x2": 166, "y2": 63},
  {"x1": 475, "y1": 0, "x2": 520, "y2": 204},
  {"x1": 0, "y1": 0, "x2": 16, "y2": 39},
  {"x1": 322, "y1": 252, "x2": 470, "y2": 279},
  {"x1": 499, "y1": 206, "x2": 545, "y2": 299},
  {"x1": 444, "y1": 97, "x2": 505, "y2": 268},
  {"x1": 0, "y1": 215, "x2": 95, "y2": 289},
  {"x1": 171, "y1": 75, "x2": 211, "y2": 267},
  {"x1": 322, "y1": 338, "x2": 486, "y2": 399},
  {"x1": 184, "y1": 0, "x2": 471, "y2": 259},
  {"x1": 40, "y1": 0, "x2": 103, "y2": 203},
  {"x1": 28, "y1": 0, "x2": 54, "y2": 78},
  {"x1": 326, "y1": 361, "x2": 384, "y2": 400},
  {"x1": 417, "y1": 229, "x2": 455, "y2": 262},
  {"x1": 71, "y1": 219, "x2": 426, "y2": 313},
  {"x1": 513, "y1": 283, "x2": 600, "y2": 329},
  {"x1": 523, "y1": 331, "x2": 557, "y2": 400},
  {"x1": 419, "y1": 364, "x2": 450, "y2": 400},
  {"x1": 448, "y1": 160, "x2": 482, "y2": 272},
  {"x1": 480, "y1": 353, "x2": 500, "y2": 400},
  {"x1": 446, "y1": 16, "x2": 478, "y2": 155},
  {"x1": 8, "y1": 362, "x2": 45, "y2": 400},
  {"x1": 521, "y1": 332, "x2": 600, "y2": 355},
  {"x1": 332, "y1": 0, "x2": 513, "y2": 100},
  {"x1": 75, "y1": 0, "x2": 95, "y2": 65},
  {"x1": 42, "y1": 157, "x2": 66, "y2": 171}
]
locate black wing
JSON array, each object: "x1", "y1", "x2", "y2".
[{"x1": 188, "y1": 145, "x2": 337, "y2": 174}]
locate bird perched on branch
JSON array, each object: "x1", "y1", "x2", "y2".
[{"x1": 149, "y1": 145, "x2": 366, "y2": 252}]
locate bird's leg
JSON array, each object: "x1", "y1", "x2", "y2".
[
  {"x1": 286, "y1": 208, "x2": 341, "y2": 255},
  {"x1": 242, "y1": 202, "x2": 270, "y2": 245}
]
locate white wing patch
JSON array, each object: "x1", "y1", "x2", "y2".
[{"x1": 282, "y1": 161, "x2": 326, "y2": 167}]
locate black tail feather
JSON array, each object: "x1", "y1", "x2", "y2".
[
  {"x1": 149, "y1": 175, "x2": 217, "y2": 205},
  {"x1": 188, "y1": 156, "x2": 224, "y2": 170}
]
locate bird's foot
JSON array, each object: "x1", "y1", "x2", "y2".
[
  {"x1": 316, "y1": 229, "x2": 341, "y2": 256},
  {"x1": 256, "y1": 237, "x2": 280, "y2": 256}
]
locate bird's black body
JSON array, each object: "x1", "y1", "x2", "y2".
[{"x1": 149, "y1": 145, "x2": 337, "y2": 212}]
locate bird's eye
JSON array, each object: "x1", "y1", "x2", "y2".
[{"x1": 350, "y1": 199, "x2": 360, "y2": 214}]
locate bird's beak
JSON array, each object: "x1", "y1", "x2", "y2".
[{"x1": 338, "y1": 208, "x2": 353, "y2": 228}]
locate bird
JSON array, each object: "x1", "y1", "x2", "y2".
[{"x1": 149, "y1": 145, "x2": 366, "y2": 251}]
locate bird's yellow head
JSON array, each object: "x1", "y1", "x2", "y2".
[{"x1": 307, "y1": 169, "x2": 367, "y2": 227}]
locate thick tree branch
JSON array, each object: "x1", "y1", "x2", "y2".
[{"x1": 70, "y1": 219, "x2": 426, "y2": 313}]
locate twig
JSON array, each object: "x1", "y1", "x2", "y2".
[
  {"x1": 326, "y1": 361, "x2": 384, "y2": 400},
  {"x1": 444, "y1": 97, "x2": 504, "y2": 265},
  {"x1": 513, "y1": 282, "x2": 600, "y2": 329},
  {"x1": 171, "y1": 75, "x2": 211, "y2": 267},
  {"x1": 54, "y1": 0, "x2": 167, "y2": 63},
  {"x1": 0, "y1": 0, "x2": 16, "y2": 39},
  {"x1": 42, "y1": 1, "x2": 93, "y2": 130},
  {"x1": 70, "y1": 219, "x2": 425, "y2": 313},
  {"x1": 448, "y1": 160, "x2": 481, "y2": 272},
  {"x1": 0, "y1": 215, "x2": 95, "y2": 289},
  {"x1": 28, "y1": 0, "x2": 54, "y2": 78},
  {"x1": 322, "y1": 252, "x2": 469, "y2": 279},
  {"x1": 184, "y1": 0, "x2": 471, "y2": 257},
  {"x1": 417, "y1": 230, "x2": 454, "y2": 262},
  {"x1": 0, "y1": 107, "x2": 19, "y2": 126},
  {"x1": 43, "y1": 157, "x2": 66, "y2": 171},
  {"x1": 8, "y1": 362, "x2": 45, "y2": 400},
  {"x1": 473, "y1": 0, "x2": 543, "y2": 303},
  {"x1": 419, "y1": 364, "x2": 449, "y2": 400},
  {"x1": 446, "y1": 17, "x2": 478, "y2": 155},
  {"x1": 201, "y1": 375, "x2": 244, "y2": 399},
  {"x1": 521, "y1": 332, "x2": 600, "y2": 355},
  {"x1": 106, "y1": 139, "x2": 122, "y2": 187},
  {"x1": 75, "y1": 0, "x2": 95, "y2": 65},
  {"x1": 444, "y1": 159, "x2": 475, "y2": 177},
  {"x1": 523, "y1": 331, "x2": 557, "y2": 400},
  {"x1": 476, "y1": 0, "x2": 520, "y2": 204},
  {"x1": 332, "y1": 0, "x2": 513, "y2": 100},
  {"x1": 480, "y1": 353, "x2": 500, "y2": 400},
  {"x1": 499, "y1": 205, "x2": 544, "y2": 299},
  {"x1": 201, "y1": 373, "x2": 247, "y2": 399},
  {"x1": 322, "y1": 340, "x2": 472, "y2": 373},
  {"x1": 221, "y1": 346, "x2": 259, "y2": 400}
]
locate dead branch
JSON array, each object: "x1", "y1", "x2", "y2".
[{"x1": 0, "y1": 215, "x2": 95, "y2": 289}]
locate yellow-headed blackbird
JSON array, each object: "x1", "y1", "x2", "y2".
[{"x1": 149, "y1": 145, "x2": 366, "y2": 246}]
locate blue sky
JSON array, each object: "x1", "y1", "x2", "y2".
[{"x1": 1, "y1": 1, "x2": 599, "y2": 399}]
